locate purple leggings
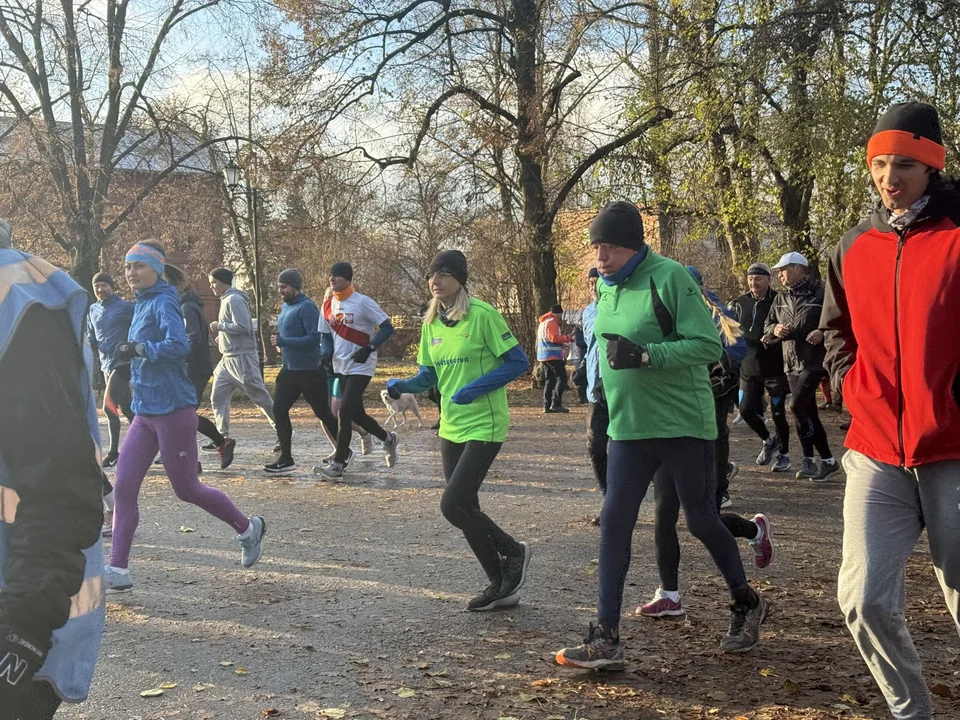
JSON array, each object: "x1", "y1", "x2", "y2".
[{"x1": 111, "y1": 406, "x2": 250, "y2": 568}]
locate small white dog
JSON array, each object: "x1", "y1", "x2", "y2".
[{"x1": 380, "y1": 389, "x2": 422, "y2": 429}]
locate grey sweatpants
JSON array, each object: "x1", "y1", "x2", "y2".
[
  {"x1": 211, "y1": 354, "x2": 276, "y2": 436},
  {"x1": 838, "y1": 450, "x2": 960, "y2": 720}
]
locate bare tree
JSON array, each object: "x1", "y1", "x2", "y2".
[
  {"x1": 0, "y1": 0, "x2": 242, "y2": 284},
  {"x1": 265, "y1": 0, "x2": 672, "y2": 313}
]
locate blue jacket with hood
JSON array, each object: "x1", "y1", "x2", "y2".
[
  {"x1": 128, "y1": 279, "x2": 197, "y2": 415},
  {"x1": 86, "y1": 294, "x2": 134, "y2": 374}
]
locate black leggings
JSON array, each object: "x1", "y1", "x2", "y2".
[
  {"x1": 273, "y1": 368, "x2": 339, "y2": 459},
  {"x1": 541, "y1": 359, "x2": 567, "y2": 409},
  {"x1": 103, "y1": 365, "x2": 134, "y2": 454},
  {"x1": 599, "y1": 437, "x2": 749, "y2": 630},
  {"x1": 586, "y1": 400, "x2": 609, "y2": 493},
  {"x1": 193, "y1": 375, "x2": 224, "y2": 446},
  {"x1": 653, "y1": 468, "x2": 758, "y2": 593},
  {"x1": 739, "y1": 375, "x2": 790, "y2": 454},
  {"x1": 334, "y1": 375, "x2": 387, "y2": 463},
  {"x1": 787, "y1": 371, "x2": 833, "y2": 459},
  {"x1": 440, "y1": 439, "x2": 520, "y2": 582}
]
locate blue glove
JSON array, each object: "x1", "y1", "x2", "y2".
[
  {"x1": 386, "y1": 379, "x2": 403, "y2": 400},
  {"x1": 450, "y1": 387, "x2": 478, "y2": 405}
]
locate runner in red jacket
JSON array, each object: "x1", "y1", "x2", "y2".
[{"x1": 821, "y1": 101, "x2": 960, "y2": 720}]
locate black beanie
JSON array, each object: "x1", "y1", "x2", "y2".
[
  {"x1": 550, "y1": 303, "x2": 563, "y2": 315},
  {"x1": 427, "y1": 250, "x2": 468, "y2": 287},
  {"x1": 868, "y1": 102, "x2": 945, "y2": 170},
  {"x1": 589, "y1": 201, "x2": 645, "y2": 251},
  {"x1": 210, "y1": 267, "x2": 234, "y2": 285},
  {"x1": 330, "y1": 262, "x2": 353, "y2": 282},
  {"x1": 92, "y1": 271, "x2": 116, "y2": 289},
  {"x1": 278, "y1": 268, "x2": 302, "y2": 290}
]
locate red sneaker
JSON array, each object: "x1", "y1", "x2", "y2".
[
  {"x1": 636, "y1": 589, "x2": 685, "y2": 618},
  {"x1": 749, "y1": 514, "x2": 774, "y2": 569}
]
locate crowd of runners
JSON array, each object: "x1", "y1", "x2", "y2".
[{"x1": 0, "y1": 101, "x2": 957, "y2": 720}]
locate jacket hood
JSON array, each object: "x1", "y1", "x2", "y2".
[
  {"x1": 284, "y1": 292, "x2": 309, "y2": 305},
  {"x1": 136, "y1": 279, "x2": 181, "y2": 303},
  {"x1": 222, "y1": 286, "x2": 249, "y2": 303}
]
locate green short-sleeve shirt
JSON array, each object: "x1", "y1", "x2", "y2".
[{"x1": 417, "y1": 298, "x2": 519, "y2": 443}]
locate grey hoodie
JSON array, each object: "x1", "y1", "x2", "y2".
[{"x1": 215, "y1": 286, "x2": 257, "y2": 356}]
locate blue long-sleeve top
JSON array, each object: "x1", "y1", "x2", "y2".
[
  {"x1": 371, "y1": 319, "x2": 395, "y2": 348},
  {"x1": 276, "y1": 292, "x2": 323, "y2": 370},
  {"x1": 86, "y1": 293, "x2": 134, "y2": 374},
  {"x1": 388, "y1": 344, "x2": 528, "y2": 404},
  {"x1": 583, "y1": 300, "x2": 600, "y2": 403}
]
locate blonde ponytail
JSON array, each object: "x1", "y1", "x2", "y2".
[{"x1": 702, "y1": 293, "x2": 742, "y2": 347}]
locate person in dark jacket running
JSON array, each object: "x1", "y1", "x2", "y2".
[
  {"x1": 821, "y1": 102, "x2": 960, "y2": 720},
  {"x1": 104, "y1": 240, "x2": 266, "y2": 595},
  {"x1": 638, "y1": 266, "x2": 774, "y2": 619},
  {"x1": 164, "y1": 265, "x2": 235, "y2": 469},
  {"x1": 0, "y1": 220, "x2": 105, "y2": 719},
  {"x1": 87, "y1": 272, "x2": 134, "y2": 468},
  {"x1": 730, "y1": 263, "x2": 791, "y2": 472},
  {"x1": 554, "y1": 202, "x2": 768, "y2": 670},
  {"x1": 763, "y1": 252, "x2": 837, "y2": 481},
  {"x1": 265, "y1": 269, "x2": 339, "y2": 474},
  {"x1": 386, "y1": 251, "x2": 531, "y2": 611}
]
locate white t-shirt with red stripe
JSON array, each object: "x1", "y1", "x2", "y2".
[{"x1": 318, "y1": 291, "x2": 390, "y2": 377}]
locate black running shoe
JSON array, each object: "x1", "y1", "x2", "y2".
[
  {"x1": 499, "y1": 542, "x2": 532, "y2": 597},
  {"x1": 467, "y1": 581, "x2": 519, "y2": 612},
  {"x1": 264, "y1": 458, "x2": 295, "y2": 474},
  {"x1": 102, "y1": 452, "x2": 119, "y2": 469},
  {"x1": 201, "y1": 441, "x2": 218, "y2": 453}
]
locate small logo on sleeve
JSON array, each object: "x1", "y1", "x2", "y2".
[{"x1": 501, "y1": 331, "x2": 513, "y2": 340}]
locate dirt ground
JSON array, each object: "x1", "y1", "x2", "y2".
[{"x1": 59, "y1": 382, "x2": 958, "y2": 720}]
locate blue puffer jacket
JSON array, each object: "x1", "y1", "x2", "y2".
[
  {"x1": 276, "y1": 292, "x2": 322, "y2": 371},
  {"x1": 86, "y1": 294, "x2": 134, "y2": 373},
  {"x1": 128, "y1": 279, "x2": 197, "y2": 415}
]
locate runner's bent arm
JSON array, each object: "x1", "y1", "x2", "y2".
[
  {"x1": 821, "y1": 239, "x2": 857, "y2": 391},
  {"x1": 450, "y1": 345, "x2": 527, "y2": 404},
  {"x1": 277, "y1": 301, "x2": 322, "y2": 348},
  {"x1": 141, "y1": 297, "x2": 190, "y2": 361},
  {"x1": 217, "y1": 295, "x2": 253, "y2": 335}
]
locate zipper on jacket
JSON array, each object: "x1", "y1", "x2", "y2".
[{"x1": 893, "y1": 229, "x2": 907, "y2": 466}]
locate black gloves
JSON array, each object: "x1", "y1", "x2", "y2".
[
  {"x1": 0, "y1": 628, "x2": 47, "y2": 718},
  {"x1": 350, "y1": 345, "x2": 374, "y2": 364},
  {"x1": 601, "y1": 333, "x2": 646, "y2": 370},
  {"x1": 115, "y1": 342, "x2": 141, "y2": 361}
]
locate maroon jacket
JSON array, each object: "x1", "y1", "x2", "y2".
[{"x1": 821, "y1": 178, "x2": 960, "y2": 467}]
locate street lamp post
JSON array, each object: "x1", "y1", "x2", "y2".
[{"x1": 222, "y1": 159, "x2": 265, "y2": 365}]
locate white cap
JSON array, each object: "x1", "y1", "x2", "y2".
[{"x1": 771, "y1": 251, "x2": 808, "y2": 269}]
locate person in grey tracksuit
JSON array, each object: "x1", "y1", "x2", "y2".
[{"x1": 207, "y1": 268, "x2": 276, "y2": 439}]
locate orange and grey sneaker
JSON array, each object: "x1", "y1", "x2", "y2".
[{"x1": 555, "y1": 623, "x2": 624, "y2": 670}]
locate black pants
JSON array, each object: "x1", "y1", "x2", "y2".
[
  {"x1": 739, "y1": 375, "x2": 790, "y2": 454},
  {"x1": 572, "y1": 359, "x2": 588, "y2": 403},
  {"x1": 334, "y1": 374, "x2": 387, "y2": 463},
  {"x1": 440, "y1": 439, "x2": 520, "y2": 582},
  {"x1": 193, "y1": 374, "x2": 224, "y2": 446},
  {"x1": 273, "y1": 368, "x2": 339, "y2": 460},
  {"x1": 103, "y1": 365, "x2": 134, "y2": 454},
  {"x1": 653, "y1": 468, "x2": 758, "y2": 593},
  {"x1": 586, "y1": 400, "x2": 609, "y2": 493},
  {"x1": 714, "y1": 391, "x2": 734, "y2": 498},
  {"x1": 599, "y1": 437, "x2": 749, "y2": 629},
  {"x1": 787, "y1": 370, "x2": 833, "y2": 459},
  {"x1": 540, "y1": 359, "x2": 567, "y2": 409}
]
